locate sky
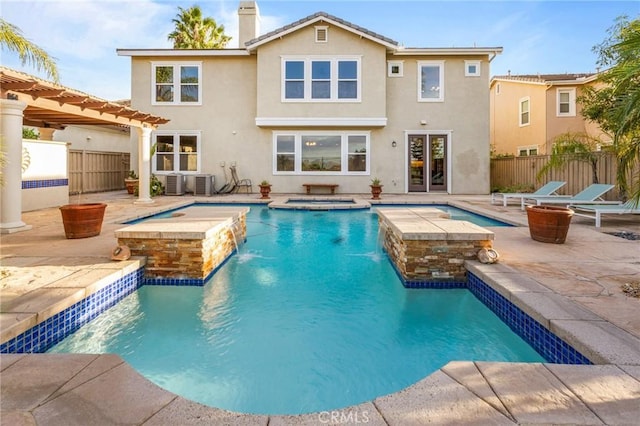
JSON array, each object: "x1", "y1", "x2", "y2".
[{"x1": 2, "y1": 0, "x2": 639, "y2": 101}]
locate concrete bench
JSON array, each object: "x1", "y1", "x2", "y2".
[{"x1": 302, "y1": 183, "x2": 339, "y2": 195}]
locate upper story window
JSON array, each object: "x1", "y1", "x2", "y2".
[
  {"x1": 418, "y1": 61, "x2": 444, "y2": 102},
  {"x1": 282, "y1": 57, "x2": 361, "y2": 102},
  {"x1": 387, "y1": 60, "x2": 404, "y2": 77},
  {"x1": 465, "y1": 60, "x2": 481, "y2": 77},
  {"x1": 153, "y1": 131, "x2": 201, "y2": 173},
  {"x1": 557, "y1": 88, "x2": 576, "y2": 116},
  {"x1": 519, "y1": 97, "x2": 530, "y2": 126},
  {"x1": 274, "y1": 131, "x2": 369, "y2": 175},
  {"x1": 152, "y1": 62, "x2": 202, "y2": 105}
]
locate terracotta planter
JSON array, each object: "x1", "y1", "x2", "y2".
[
  {"x1": 124, "y1": 178, "x2": 139, "y2": 195},
  {"x1": 259, "y1": 184, "x2": 272, "y2": 199},
  {"x1": 60, "y1": 203, "x2": 107, "y2": 239},
  {"x1": 370, "y1": 184, "x2": 383, "y2": 200},
  {"x1": 526, "y1": 205, "x2": 574, "y2": 244}
]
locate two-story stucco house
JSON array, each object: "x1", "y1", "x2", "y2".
[
  {"x1": 489, "y1": 73, "x2": 608, "y2": 157},
  {"x1": 118, "y1": 1, "x2": 502, "y2": 195}
]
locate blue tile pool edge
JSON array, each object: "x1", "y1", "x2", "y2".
[{"x1": 1, "y1": 266, "x2": 591, "y2": 366}]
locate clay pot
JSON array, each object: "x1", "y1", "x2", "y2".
[
  {"x1": 370, "y1": 185, "x2": 383, "y2": 200},
  {"x1": 259, "y1": 184, "x2": 272, "y2": 199},
  {"x1": 526, "y1": 205, "x2": 573, "y2": 244},
  {"x1": 124, "y1": 178, "x2": 139, "y2": 195},
  {"x1": 60, "y1": 203, "x2": 107, "y2": 239}
]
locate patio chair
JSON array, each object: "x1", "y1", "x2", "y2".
[
  {"x1": 570, "y1": 200, "x2": 640, "y2": 228},
  {"x1": 491, "y1": 181, "x2": 566, "y2": 209},
  {"x1": 230, "y1": 165, "x2": 253, "y2": 194},
  {"x1": 523, "y1": 183, "x2": 619, "y2": 209}
]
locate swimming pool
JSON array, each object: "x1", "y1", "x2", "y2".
[{"x1": 50, "y1": 205, "x2": 540, "y2": 415}]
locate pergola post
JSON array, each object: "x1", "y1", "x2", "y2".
[
  {"x1": 135, "y1": 126, "x2": 154, "y2": 204},
  {"x1": 0, "y1": 99, "x2": 32, "y2": 233}
]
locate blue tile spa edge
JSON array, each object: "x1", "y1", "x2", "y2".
[
  {"x1": 1, "y1": 264, "x2": 592, "y2": 367},
  {"x1": 467, "y1": 272, "x2": 592, "y2": 365},
  {"x1": 22, "y1": 179, "x2": 69, "y2": 189},
  {"x1": 1, "y1": 268, "x2": 143, "y2": 354}
]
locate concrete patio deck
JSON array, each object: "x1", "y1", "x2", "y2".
[{"x1": 1, "y1": 191, "x2": 639, "y2": 425}]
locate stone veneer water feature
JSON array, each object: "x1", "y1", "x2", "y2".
[
  {"x1": 114, "y1": 207, "x2": 249, "y2": 285},
  {"x1": 377, "y1": 207, "x2": 494, "y2": 282}
]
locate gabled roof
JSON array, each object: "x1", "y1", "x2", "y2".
[
  {"x1": 0, "y1": 66, "x2": 169, "y2": 129},
  {"x1": 491, "y1": 73, "x2": 598, "y2": 86},
  {"x1": 245, "y1": 11, "x2": 399, "y2": 51}
]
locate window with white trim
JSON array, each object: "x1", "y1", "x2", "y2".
[
  {"x1": 418, "y1": 61, "x2": 444, "y2": 102},
  {"x1": 387, "y1": 60, "x2": 404, "y2": 77},
  {"x1": 519, "y1": 97, "x2": 530, "y2": 126},
  {"x1": 517, "y1": 145, "x2": 538, "y2": 156},
  {"x1": 557, "y1": 88, "x2": 576, "y2": 116},
  {"x1": 152, "y1": 62, "x2": 202, "y2": 105},
  {"x1": 282, "y1": 57, "x2": 361, "y2": 102},
  {"x1": 152, "y1": 131, "x2": 201, "y2": 173},
  {"x1": 274, "y1": 132, "x2": 369, "y2": 174},
  {"x1": 465, "y1": 60, "x2": 481, "y2": 77}
]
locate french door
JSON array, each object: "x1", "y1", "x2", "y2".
[{"x1": 408, "y1": 134, "x2": 447, "y2": 192}]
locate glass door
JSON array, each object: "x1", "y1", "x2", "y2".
[
  {"x1": 429, "y1": 135, "x2": 446, "y2": 191},
  {"x1": 408, "y1": 135, "x2": 426, "y2": 192}
]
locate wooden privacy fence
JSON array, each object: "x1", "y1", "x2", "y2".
[
  {"x1": 490, "y1": 152, "x2": 622, "y2": 200},
  {"x1": 69, "y1": 150, "x2": 130, "y2": 194}
]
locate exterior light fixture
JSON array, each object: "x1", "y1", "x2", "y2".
[{"x1": 391, "y1": 140, "x2": 397, "y2": 147}]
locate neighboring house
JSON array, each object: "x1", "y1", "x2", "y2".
[
  {"x1": 118, "y1": 1, "x2": 502, "y2": 194},
  {"x1": 490, "y1": 73, "x2": 609, "y2": 157}
]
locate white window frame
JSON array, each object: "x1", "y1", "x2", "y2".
[
  {"x1": 417, "y1": 60, "x2": 445, "y2": 102},
  {"x1": 273, "y1": 131, "x2": 370, "y2": 175},
  {"x1": 151, "y1": 62, "x2": 202, "y2": 106},
  {"x1": 517, "y1": 145, "x2": 538, "y2": 157},
  {"x1": 281, "y1": 56, "x2": 362, "y2": 102},
  {"x1": 519, "y1": 97, "x2": 530, "y2": 126},
  {"x1": 152, "y1": 130, "x2": 202, "y2": 174},
  {"x1": 387, "y1": 60, "x2": 404, "y2": 77},
  {"x1": 464, "y1": 60, "x2": 481, "y2": 77},
  {"x1": 557, "y1": 88, "x2": 576, "y2": 117}
]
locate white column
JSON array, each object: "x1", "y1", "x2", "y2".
[
  {"x1": 0, "y1": 99, "x2": 31, "y2": 233},
  {"x1": 135, "y1": 126, "x2": 154, "y2": 204}
]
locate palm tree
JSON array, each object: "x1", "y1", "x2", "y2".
[
  {"x1": 536, "y1": 132, "x2": 609, "y2": 184},
  {"x1": 168, "y1": 5, "x2": 231, "y2": 49},
  {"x1": 0, "y1": 18, "x2": 59, "y2": 81},
  {"x1": 580, "y1": 16, "x2": 640, "y2": 205}
]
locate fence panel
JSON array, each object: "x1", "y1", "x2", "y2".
[
  {"x1": 490, "y1": 152, "x2": 622, "y2": 200},
  {"x1": 68, "y1": 150, "x2": 130, "y2": 194}
]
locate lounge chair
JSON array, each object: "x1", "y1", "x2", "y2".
[
  {"x1": 230, "y1": 166, "x2": 253, "y2": 193},
  {"x1": 523, "y1": 183, "x2": 619, "y2": 209},
  {"x1": 570, "y1": 200, "x2": 640, "y2": 227},
  {"x1": 491, "y1": 181, "x2": 566, "y2": 208}
]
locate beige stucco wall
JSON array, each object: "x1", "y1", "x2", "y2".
[
  {"x1": 490, "y1": 80, "x2": 547, "y2": 155},
  {"x1": 128, "y1": 34, "x2": 493, "y2": 194},
  {"x1": 53, "y1": 125, "x2": 131, "y2": 152},
  {"x1": 256, "y1": 23, "x2": 387, "y2": 119}
]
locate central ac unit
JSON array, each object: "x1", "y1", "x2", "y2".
[
  {"x1": 165, "y1": 174, "x2": 185, "y2": 195},
  {"x1": 194, "y1": 174, "x2": 213, "y2": 196}
]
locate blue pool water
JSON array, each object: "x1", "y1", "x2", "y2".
[{"x1": 50, "y1": 206, "x2": 538, "y2": 415}]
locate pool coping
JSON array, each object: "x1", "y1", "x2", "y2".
[{"x1": 2, "y1": 194, "x2": 640, "y2": 424}]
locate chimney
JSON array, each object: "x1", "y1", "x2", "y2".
[{"x1": 238, "y1": 1, "x2": 260, "y2": 47}]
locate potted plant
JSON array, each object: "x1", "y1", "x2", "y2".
[
  {"x1": 526, "y1": 205, "x2": 574, "y2": 244},
  {"x1": 259, "y1": 180, "x2": 272, "y2": 199},
  {"x1": 59, "y1": 202, "x2": 107, "y2": 239},
  {"x1": 133, "y1": 174, "x2": 164, "y2": 197},
  {"x1": 124, "y1": 170, "x2": 138, "y2": 195},
  {"x1": 370, "y1": 178, "x2": 383, "y2": 200}
]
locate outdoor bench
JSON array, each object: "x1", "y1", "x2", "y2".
[{"x1": 302, "y1": 183, "x2": 339, "y2": 194}]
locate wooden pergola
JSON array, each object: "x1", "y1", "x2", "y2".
[{"x1": 0, "y1": 66, "x2": 170, "y2": 233}]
